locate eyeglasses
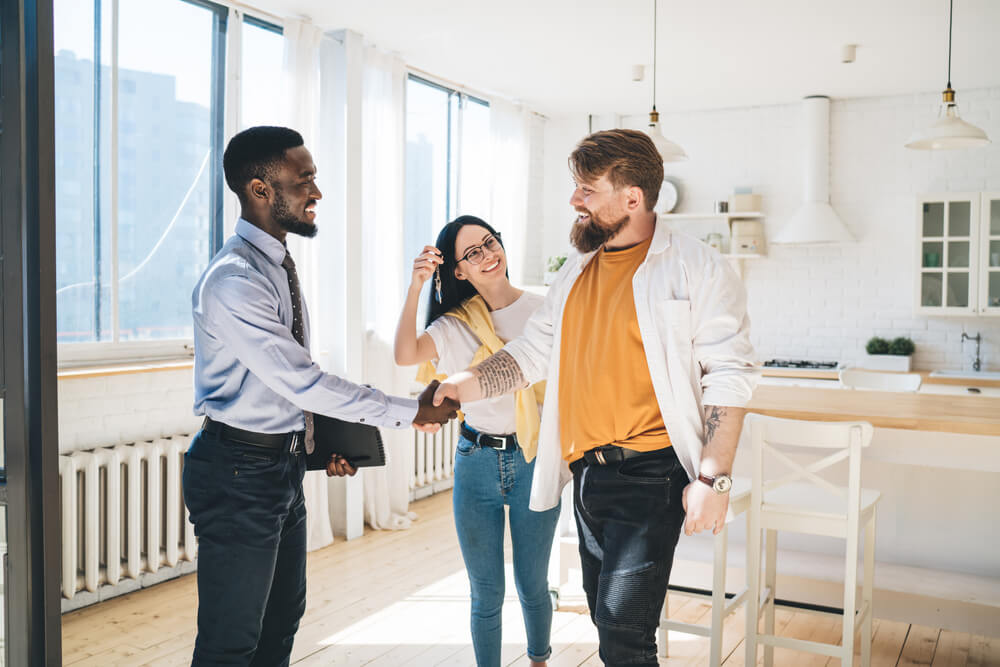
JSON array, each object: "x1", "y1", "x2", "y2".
[{"x1": 458, "y1": 234, "x2": 503, "y2": 265}]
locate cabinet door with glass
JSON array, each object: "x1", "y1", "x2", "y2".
[
  {"x1": 916, "y1": 193, "x2": 979, "y2": 315},
  {"x1": 979, "y1": 192, "x2": 1000, "y2": 315}
]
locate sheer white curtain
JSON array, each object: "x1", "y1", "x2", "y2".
[
  {"x1": 489, "y1": 99, "x2": 532, "y2": 285},
  {"x1": 358, "y1": 44, "x2": 417, "y2": 530},
  {"x1": 280, "y1": 19, "x2": 335, "y2": 552}
]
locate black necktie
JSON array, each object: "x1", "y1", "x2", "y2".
[{"x1": 282, "y1": 251, "x2": 315, "y2": 454}]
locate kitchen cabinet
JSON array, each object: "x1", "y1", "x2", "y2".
[{"x1": 916, "y1": 192, "x2": 1000, "y2": 316}]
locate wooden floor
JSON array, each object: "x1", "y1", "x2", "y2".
[{"x1": 63, "y1": 490, "x2": 999, "y2": 666}]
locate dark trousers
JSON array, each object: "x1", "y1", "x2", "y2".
[
  {"x1": 572, "y1": 447, "x2": 687, "y2": 666},
  {"x1": 182, "y1": 428, "x2": 307, "y2": 666}
]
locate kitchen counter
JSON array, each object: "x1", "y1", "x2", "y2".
[
  {"x1": 748, "y1": 383, "x2": 1000, "y2": 436},
  {"x1": 762, "y1": 366, "x2": 1000, "y2": 388}
]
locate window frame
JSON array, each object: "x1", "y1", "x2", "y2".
[
  {"x1": 56, "y1": 0, "x2": 282, "y2": 368},
  {"x1": 404, "y1": 72, "x2": 490, "y2": 222}
]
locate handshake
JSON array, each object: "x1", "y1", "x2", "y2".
[{"x1": 412, "y1": 380, "x2": 461, "y2": 432}]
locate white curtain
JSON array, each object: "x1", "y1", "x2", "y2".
[
  {"x1": 489, "y1": 99, "x2": 532, "y2": 285},
  {"x1": 280, "y1": 19, "x2": 335, "y2": 552},
  {"x1": 358, "y1": 43, "x2": 417, "y2": 530}
]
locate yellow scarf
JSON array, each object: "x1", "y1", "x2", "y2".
[{"x1": 416, "y1": 295, "x2": 545, "y2": 462}]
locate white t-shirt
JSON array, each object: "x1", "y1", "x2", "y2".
[{"x1": 425, "y1": 291, "x2": 544, "y2": 436}]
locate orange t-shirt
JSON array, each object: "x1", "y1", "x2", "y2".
[{"x1": 558, "y1": 237, "x2": 670, "y2": 463}]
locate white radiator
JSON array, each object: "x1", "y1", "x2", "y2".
[
  {"x1": 409, "y1": 419, "x2": 459, "y2": 500},
  {"x1": 59, "y1": 435, "x2": 197, "y2": 603}
]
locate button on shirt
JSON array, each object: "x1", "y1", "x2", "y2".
[{"x1": 192, "y1": 218, "x2": 417, "y2": 433}]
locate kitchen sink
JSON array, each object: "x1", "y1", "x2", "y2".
[{"x1": 928, "y1": 369, "x2": 1000, "y2": 380}]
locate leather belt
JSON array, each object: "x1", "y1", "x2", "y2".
[
  {"x1": 202, "y1": 417, "x2": 304, "y2": 453},
  {"x1": 460, "y1": 422, "x2": 519, "y2": 451},
  {"x1": 570, "y1": 444, "x2": 672, "y2": 473}
]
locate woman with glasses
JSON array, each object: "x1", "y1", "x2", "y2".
[{"x1": 394, "y1": 215, "x2": 559, "y2": 667}]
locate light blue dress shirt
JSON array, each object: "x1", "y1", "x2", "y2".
[{"x1": 192, "y1": 218, "x2": 418, "y2": 433}]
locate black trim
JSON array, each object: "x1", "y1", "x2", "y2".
[
  {"x1": 243, "y1": 13, "x2": 282, "y2": 34},
  {"x1": 668, "y1": 584, "x2": 845, "y2": 616},
  {"x1": 1, "y1": 0, "x2": 62, "y2": 663}
]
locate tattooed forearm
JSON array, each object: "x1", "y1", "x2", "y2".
[
  {"x1": 704, "y1": 405, "x2": 727, "y2": 443},
  {"x1": 472, "y1": 350, "x2": 526, "y2": 399}
]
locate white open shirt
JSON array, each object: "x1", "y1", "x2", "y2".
[{"x1": 502, "y1": 223, "x2": 760, "y2": 511}]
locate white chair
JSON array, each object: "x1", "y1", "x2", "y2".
[
  {"x1": 744, "y1": 414, "x2": 880, "y2": 667},
  {"x1": 658, "y1": 477, "x2": 751, "y2": 667},
  {"x1": 839, "y1": 368, "x2": 922, "y2": 392}
]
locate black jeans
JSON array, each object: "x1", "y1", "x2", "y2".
[
  {"x1": 182, "y1": 427, "x2": 307, "y2": 666},
  {"x1": 572, "y1": 447, "x2": 687, "y2": 666}
]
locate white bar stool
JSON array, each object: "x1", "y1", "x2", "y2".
[
  {"x1": 744, "y1": 414, "x2": 880, "y2": 667},
  {"x1": 658, "y1": 477, "x2": 751, "y2": 667}
]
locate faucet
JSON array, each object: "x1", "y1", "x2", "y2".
[{"x1": 962, "y1": 332, "x2": 982, "y2": 372}]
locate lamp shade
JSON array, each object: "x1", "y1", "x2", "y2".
[
  {"x1": 905, "y1": 104, "x2": 991, "y2": 150},
  {"x1": 646, "y1": 118, "x2": 687, "y2": 163}
]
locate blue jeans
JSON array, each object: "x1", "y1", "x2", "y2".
[
  {"x1": 182, "y1": 428, "x2": 307, "y2": 666},
  {"x1": 452, "y1": 433, "x2": 561, "y2": 666},
  {"x1": 572, "y1": 447, "x2": 687, "y2": 667}
]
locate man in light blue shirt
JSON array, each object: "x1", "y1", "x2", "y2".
[{"x1": 184, "y1": 126, "x2": 457, "y2": 666}]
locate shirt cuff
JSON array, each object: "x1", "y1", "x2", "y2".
[{"x1": 375, "y1": 396, "x2": 419, "y2": 429}]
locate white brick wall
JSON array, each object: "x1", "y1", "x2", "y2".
[
  {"x1": 58, "y1": 368, "x2": 201, "y2": 454},
  {"x1": 542, "y1": 88, "x2": 1000, "y2": 371}
]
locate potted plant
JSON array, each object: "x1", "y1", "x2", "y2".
[
  {"x1": 863, "y1": 336, "x2": 915, "y2": 372},
  {"x1": 544, "y1": 254, "x2": 567, "y2": 286}
]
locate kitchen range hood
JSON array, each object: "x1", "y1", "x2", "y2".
[{"x1": 772, "y1": 96, "x2": 854, "y2": 245}]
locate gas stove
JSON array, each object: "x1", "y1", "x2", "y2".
[{"x1": 763, "y1": 359, "x2": 841, "y2": 370}]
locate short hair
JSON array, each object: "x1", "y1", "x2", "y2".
[
  {"x1": 568, "y1": 129, "x2": 664, "y2": 210},
  {"x1": 222, "y1": 126, "x2": 304, "y2": 199}
]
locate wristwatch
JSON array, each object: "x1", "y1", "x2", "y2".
[{"x1": 697, "y1": 472, "x2": 733, "y2": 494}]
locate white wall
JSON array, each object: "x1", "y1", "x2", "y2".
[
  {"x1": 58, "y1": 368, "x2": 201, "y2": 454},
  {"x1": 540, "y1": 88, "x2": 1000, "y2": 370}
]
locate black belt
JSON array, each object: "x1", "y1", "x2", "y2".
[
  {"x1": 569, "y1": 444, "x2": 672, "y2": 474},
  {"x1": 460, "y1": 423, "x2": 519, "y2": 451},
  {"x1": 202, "y1": 417, "x2": 304, "y2": 454}
]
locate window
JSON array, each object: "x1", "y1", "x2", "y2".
[
  {"x1": 404, "y1": 75, "x2": 490, "y2": 304},
  {"x1": 54, "y1": 0, "x2": 281, "y2": 363},
  {"x1": 240, "y1": 17, "x2": 284, "y2": 129}
]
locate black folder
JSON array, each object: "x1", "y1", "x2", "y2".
[{"x1": 305, "y1": 413, "x2": 386, "y2": 470}]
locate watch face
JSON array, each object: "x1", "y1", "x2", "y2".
[{"x1": 713, "y1": 475, "x2": 732, "y2": 493}]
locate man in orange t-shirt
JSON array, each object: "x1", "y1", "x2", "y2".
[{"x1": 434, "y1": 129, "x2": 758, "y2": 665}]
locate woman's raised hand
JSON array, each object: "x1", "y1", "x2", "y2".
[{"x1": 411, "y1": 245, "x2": 443, "y2": 287}]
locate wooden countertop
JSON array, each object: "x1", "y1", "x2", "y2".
[
  {"x1": 747, "y1": 384, "x2": 1000, "y2": 436},
  {"x1": 761, "y1": 367, "x2": 1000, "y2": 388}
]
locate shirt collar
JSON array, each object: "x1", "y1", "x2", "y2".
[
  {"x1": 648, "y1": 218, "x2": 673, "y2": 255},
  {"x1": 236, "y1": 218, "x2": 287, "y2": 266}
]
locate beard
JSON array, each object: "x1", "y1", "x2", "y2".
[
  {"x1": 272, "y1": 189, "x2": 318, "y2": 238},
  {"x1": 569, "y1": 210, "x2": 629, "y2": 253}
]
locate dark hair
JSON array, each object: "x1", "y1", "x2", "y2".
[
  {"x1": 425, "y1": 215, "x2": 507, "y2": 327},
  {"x1": 222, "y1": 126, "x2": 304, "y2": 200},
  {"x1": 569, "y1": 129, "x2": 664, "y2": 210}
]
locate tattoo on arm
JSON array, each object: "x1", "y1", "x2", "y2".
[
  {"x1": 704, "y1": 405, "x2": 727, "y2": 443},
  {"x1": 473, "y1": 350, "x2": 526, "y2": 399}
]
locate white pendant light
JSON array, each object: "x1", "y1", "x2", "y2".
[
  {"x1": 646, "y1": 0, "x2": 687, "y2": 162},
  {"x1": 905, "y1": 0, "x2": 990, "y2": 150}
]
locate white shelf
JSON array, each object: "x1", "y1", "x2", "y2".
[{"x1": 660, "y1": 212, "x2": 763, "y2": 221}]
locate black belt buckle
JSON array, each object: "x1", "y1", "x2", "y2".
[
  {"x1": 478, "y1": 432, "x2": 508, "y2": 451},
  {"x1": 288, "y1": 432, "x2": 302, "y2": 455}
]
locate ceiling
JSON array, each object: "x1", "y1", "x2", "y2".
[{"x1": 247, "y1": 0, "x2": 1000, "y2": 116}]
